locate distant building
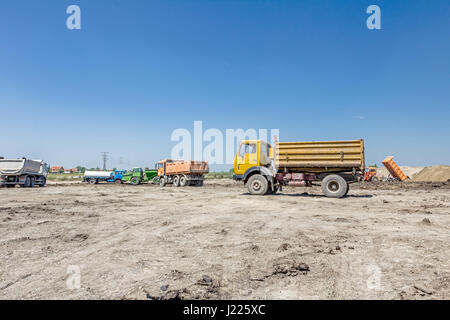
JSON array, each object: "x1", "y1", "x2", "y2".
[
  {"x1": 51, "y1": 166, "x2": 63, "y2": 174},
  {"x1": 64, "y1": 168, "x2": 78, "y2": 174}
]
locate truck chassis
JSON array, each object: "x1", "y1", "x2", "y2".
[
  {"x1": 1, "y1": 174, "x2": 46, "y2": 188},
  {"x1": 159, "y1": 174, "x2": 204, "y2": 187},
  {"x1": 235, "y1": 168, "x2": 361, "y2": 198}
]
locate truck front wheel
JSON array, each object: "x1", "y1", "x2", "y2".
[
  {"x1": 321, "y1": 175, "x2": 347, "y2": 198},
  {"x1": 247, "y1": 174, "x2": 269, "y2": 195},
  {"x1": 159, "y1": 177, "x2": 166, "y2": 187}
]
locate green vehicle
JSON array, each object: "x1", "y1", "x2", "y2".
[{"x1": 122, "y1": 167, "x2": 159, "y2": 185}]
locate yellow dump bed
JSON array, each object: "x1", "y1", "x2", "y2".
[{"x1": 275, "y1": 139, "x2": 365, "y2": 173}]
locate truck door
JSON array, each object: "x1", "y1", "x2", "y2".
[{"x1": 235, "y1": 142, "x2": 258, "y2": 174}]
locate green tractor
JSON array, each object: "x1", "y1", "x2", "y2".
[{"x1": 122, "y1": 167, "x2": 159, "y2": 185}]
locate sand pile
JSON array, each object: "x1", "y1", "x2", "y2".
[{"x1": 411, "y1": 165, "x2": 450, "y2": 182}]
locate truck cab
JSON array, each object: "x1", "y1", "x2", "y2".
[{"x1": 233, "y1": 140, "x2": 272, "y2": 178}]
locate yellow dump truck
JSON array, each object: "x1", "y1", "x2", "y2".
[{"x1": 233, "y1": 139, "x2": 365, "y2": 198}]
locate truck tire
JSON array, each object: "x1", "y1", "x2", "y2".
[
  {"x1": 343, "y1": 183, "x2": 349, "y2": 197},
  {"x1": 159, "y1": 177, "x2": 166, "y2": 187},
  {"x1": 173, "y1": 175, "x2": 180, "y2": 187},
  {"x1": 40, "y1": 178, "x2": 46, "y2": 187},
  {"x1": 30, "y1": 177, "x2": 35, "y2": 188},
  {"x1": 24, "y1": 176, "x2": 31, "y2": 188},
  {"x1": 321, "y1": 174, "x2": 347, "y2": 198},
  {"x1": 196, "y1": 180, "x2": 204, "y2": 187},
  {"x1": 130, "y1": 177, "x2": 140, "y2": 185},
  {"x1": 180, "y1": 175, "x2": 188, "y2": 187},
  {"x1": 88, "y1": 179, "x2": 97, "y2": 185},
  {"x1": 152, "y1": 177, "x2": 160, "y2": 184},
  {"x1": 114, "y1": 179, "x2": 122, "y2": 184},
  {"x1": 247, "y1": 174, "x2": 269, "y2": 195}
]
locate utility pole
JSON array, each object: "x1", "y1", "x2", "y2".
[{"x1": 101, "y1": 152, "x2": 109, "y2": 171}]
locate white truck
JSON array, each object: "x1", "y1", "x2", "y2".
[{"x1": 0, "y1": 158, "x2": 48, "y2": 188}]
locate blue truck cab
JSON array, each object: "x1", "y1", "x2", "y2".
[{"x1": 107, "y1": 170, "x2": 126, "y2": 183}]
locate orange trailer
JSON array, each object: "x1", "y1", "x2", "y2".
[
  {"x1": 382, "y1": 156, "x2": 408, "y2": 181},
  {"x1": 156, "y1": 159, "x2": 209, "y2": 187}
]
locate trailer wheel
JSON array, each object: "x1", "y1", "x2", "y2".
[
  {"x1": 180, "y1": 175, "x2": 188, "y2": 187},
  {"x1": 173, "y1": 175, "x2": 180, "y2": 187},
  {"x1": 247, "y1": 174, "x2": 269, "y2": 195},
  {"x1": 321, "y1": 175, "x2": 347, "y2": 198}
]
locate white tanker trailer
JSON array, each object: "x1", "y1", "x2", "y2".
[
  {"x1": 83, "y1": 170, "x2": 115, "y2": 184},
  {"x1": 0, "y1": 158, "x2": 48, "y2": 187}
]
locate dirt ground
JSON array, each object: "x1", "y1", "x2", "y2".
[{"x1": 1, "y1": 180, "x2": 449, "y2": 300}]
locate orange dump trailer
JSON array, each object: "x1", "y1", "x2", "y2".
[
  {"x1": 156, "y1": 159, "x2": 209, "y2": 187},
  {"x1": 382, "y1": 156, "x2": 408, "y2": 181}
]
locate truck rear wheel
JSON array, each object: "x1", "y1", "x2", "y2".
[
  {"x1": 88, "y1": 179, "x2": 97, "y2": 185},
  {"x1": 40, "y1": 178, "x2": 46, "y2": 187},
  {"x1": 130, "y1": 177, "x2": 140, "y2": 185},
  {"x1": 173, "y1": 175, "x2": 180, "y2": 187},
  {"x1": 247, "y1": 174, "x2": 269, "y2": 195},
  {"x1": 321, "y1": 175, "x2": 347, "y2": 198},
  {"x1": 196, "y1": 180, "x2": 204, "y2": 187},
  {"x1": 30, "y1": 177, "x2": 35, "y2": 188},
  {"x1": 180, "y1": 175, "x2": 188, "y2": 187},
  {"x1": 24, "y1": 176, "x2": 31, "y2": 188}
]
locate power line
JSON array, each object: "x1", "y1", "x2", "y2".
[{"x1": 101, "y1": 152, "x2": 109, "y2": 171}]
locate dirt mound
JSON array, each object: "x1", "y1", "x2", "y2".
[{"x1": 412, "y1": 165, "x2": 450, "y2": 182}]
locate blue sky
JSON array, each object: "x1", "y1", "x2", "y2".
[{"x1": 1, "y1": 0, "x2": 449, "y2": 170}]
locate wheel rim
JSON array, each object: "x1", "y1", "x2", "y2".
[
  {"x1": 327, "y1": 181, "x2": 340, "y2": 192},
  {"x1": 251, "y1": 180, "x2": 261, "y2": 192}
]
